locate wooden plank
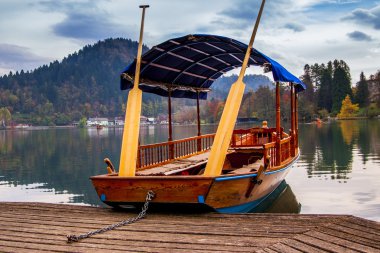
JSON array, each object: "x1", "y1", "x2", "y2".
[
  {"x1": 262, "y1": 248, "x2": 278, "y2": 253},
  {"x1": 305, "y1": 230, "x2": 377, "y2": 253},
  {"x1": 0, "y1": 230, "x2": 250, "y2": 253},
  {"x1": 0, "y1": 214, "x2": 312, "y2": 238},
  {"x1": 347, "y1": 216, "x2": 380, "y2": 231},
  {"x1": 0, "y1": 246, "x2": 50, "y2": 253},
  {"x1": 0, "y1": 203, "x2": 379, "y2": 253},
  {"x1": 281, "y1": 239, "x2": 330, "y2": 253},
  {"x1": 326, "y1": 223, "x2": 380, "y2": 241},
  {"x1": 0, "y1": 220, "x2": 280, "y2": 249},
  {"x1": 293, "y1": 234, "x2": 360, "y2": 253},
  {"x1": 317, "y1": 227, "x2": 380, "y2": 249},
  {"x1": 270, "y1": 242, "x2": 304, "y2": 253},
  {"x1": 0, "y1": 234, "x2": 235, "y2": 253},
  {"x1": 337, "y1": 220, "x2": 380, "y2": 236}
]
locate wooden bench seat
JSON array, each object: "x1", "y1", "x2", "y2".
[
  {"x1": 228, "y1": 146, "x2": 264, "y2": 153},
  {"x1": 136, "y1": 151, "x2": 210, "y2": 176},
  {"x1": 227, "y1": 158, "x2": 264, "y2": 175}
]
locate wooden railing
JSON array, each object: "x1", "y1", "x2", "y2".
[
  {"x1": 137, "y1": 127, "x2": 296, "y2": 171},
  {"x1": 280, "y1": 136, "x2": 291, "y2": 163},
  {"x1": 231, "y1": 128, "x2": 277, "y2": 147},
  {"x1": 137, "y1": 134, "x2": 215, "y2": 169},
  {"x1": 263, "y1": 136, "x2": 293, "y2": 169},
  {"x1": 263, "y1": 142, "x2": 276, "y2": 168}
]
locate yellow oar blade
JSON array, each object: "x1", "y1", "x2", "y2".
[
  {"x1": 203, "y1": 80, "x2": 245, "y2": 176},
  {"x1": 119, "y1": 87, "x2": 142, "y2": 176}
]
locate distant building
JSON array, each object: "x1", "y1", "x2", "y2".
[
  {"x1": 140, "y1": 116, "x2": 148, "y2": 125},
  {"x1": 147, "y1": 117, "x2": 156, "y2": 124},
  {"x1": 139, "y1": 116, "x2": 157, "y2": 125},
  {"x1": 87, "y1": 117, "x2": 109, "y2": 126},
  {"x1": 114, "y1": 117, "x2": 124, "y2": 126},
  {"x1": 108, "y1": 119, "x2": 115, "y2": 126}
]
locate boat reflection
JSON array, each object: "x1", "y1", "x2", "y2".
[{"x1": 249, "y1": 180, "x2": 301, "y2": 213}]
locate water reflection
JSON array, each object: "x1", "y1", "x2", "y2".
[
  {"x1": 250, "y1": 180, "x2": 301, "y2": 213},
  {"x1": 0, "y1": 120, "x2": 379, "y2": 220},
  {"x1": 289, "y1": 119, "x2": 380, "y2": 221},
  {"x1": 0, "y1": 128, "x2": 118, "y2": 205},
  {"x1": 298, "y1": 120, "x2": 380, "y2": 180}
]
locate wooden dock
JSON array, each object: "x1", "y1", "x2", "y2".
[{"x1": 0, "y1": 202, "x2": 379, "y2": 252}]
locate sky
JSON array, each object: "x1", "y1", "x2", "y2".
[{"x1": 0, "y1": 0, "x2": 379, "y2": 84}]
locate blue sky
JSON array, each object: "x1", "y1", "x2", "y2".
[{"x1": 0, "y1": 0, "x2": 379, "y2": 83}]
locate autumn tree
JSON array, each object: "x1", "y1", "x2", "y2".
[
  {"x1": 0, "y1": 107, "x2": 11, "y2": 127},
  {"x1": 337, "y1": 95, "x2": 359, "y2": 119}
]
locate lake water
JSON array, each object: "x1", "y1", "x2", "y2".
[{"x1": 0, "y1": 120, "x2": 379, "y2": 221}]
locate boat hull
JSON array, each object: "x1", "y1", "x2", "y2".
[{"x1": 91, "y1": 155, "x2": 299, "y2": 213}]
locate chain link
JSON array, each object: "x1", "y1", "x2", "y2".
[{"x1": 67, "y1": 190, "x2": 155, "y2": 243}]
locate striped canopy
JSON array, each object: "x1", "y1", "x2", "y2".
[{"x1": 121, "y1": 34, "x2": 305, "y2": 99}]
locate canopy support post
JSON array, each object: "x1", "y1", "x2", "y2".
[
  {"x1": 275, "y1": 81, "x2": 281, "y2": 166},
  {"x1": 290, "y1": 83, "x2": 295, "y2": 157},
  {"x1": 295, "y1": 91, "x2": 299, "y2": 152},
  {"x1": 197, "y1": 91, "x2": 202, "y2": 152},
  {"x1": 204, "y1": 0, "x2": 266, "y2": 177},
  {"x1": 119, "y1": 5, "x2": 149, "y2": 177},
  {"x1": 168, "y1": 89, "x2": 174, "y2": 159}
]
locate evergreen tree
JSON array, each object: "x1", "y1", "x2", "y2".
[
  {"x1": 317, "y1": 63, "x2": 333, "y2": 111},
  {"x1": 310, "y1": 63, "x2": 322, "y2": 89},
  {"x1": 355, "y1": 72, "x2": 369, "y2": 108},
  {"x1": 253, "y1": 86, "x2": 275, "y2": 121},
  {"x1": 332, "y1": 60, "x2": 352, "y2": 113},
  {"x1": 301, "y1": 64, "x2": 314, "y2": 103}
]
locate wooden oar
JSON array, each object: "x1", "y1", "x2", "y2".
[
  {"x1": 119, "y1": 5, "x2": 149, "y2": 177},
  {"x1": 204, "y1": 0, "x2": 266, "y2": 177}
]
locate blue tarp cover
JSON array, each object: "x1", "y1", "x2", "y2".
[{"x1": 121, "y1": 34, "x2": 305, "y2": 99}]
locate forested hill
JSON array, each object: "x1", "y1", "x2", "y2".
[
  {"x1": 211, "y1": 74, "x2": 272, "y2": 99},
  {"x1": 0, "y1": 38, "x2": 148, "y2": 125},
  {"x1": 0, "y1": 38, "x2": 272, "y2": 125}
]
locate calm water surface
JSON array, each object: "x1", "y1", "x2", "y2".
[{"x1": 0, "y1": 120, "x2": 379, "y2": 220}]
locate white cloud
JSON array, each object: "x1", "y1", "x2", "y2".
[{"x1": 0, "y1": 0, "x2": 378, "y2": 83}]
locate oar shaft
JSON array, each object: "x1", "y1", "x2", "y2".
[
  {"x1": 204, "y1": 0, "x2": 266, "y2": 177},
  {"x1": 119, "y1": 5, "x2": 149, "y2": 177},
  {"x1": 133, "y1": 5, "x2": 149, "y2": 89},
  {"x1": 238, "y1": 0, "x2": 266, "y2": 82}
]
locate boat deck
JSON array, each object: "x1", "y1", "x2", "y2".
[
  {"x1": 0, "y1": 202, "x2": 379, "y2": 252},
  {"x1": 136, "y1": 146, "x2": 265, "y2": 176},
  {"x1": 136, "y1": 151, "x2": 210, "y2": 176}
]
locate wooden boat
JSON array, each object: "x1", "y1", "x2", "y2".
[{"x1": 91, "y1": 3, "x2": 306, "y2": 213}]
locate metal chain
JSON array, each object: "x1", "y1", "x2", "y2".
[{"x1": 67, "y1": 190, "x2": 155, "y2": 243}]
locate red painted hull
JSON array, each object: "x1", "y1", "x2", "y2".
[{"x1": 91, "y1": 154, "x2": 299, "y2": 212}]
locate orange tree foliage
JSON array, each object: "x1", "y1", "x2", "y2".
[{"x1": 337, "y1": 95, "x2": 359, "y2": 118}]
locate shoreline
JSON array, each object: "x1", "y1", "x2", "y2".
[{"x1": 2, "y1": 116, "x2": 379, "y2": 130}]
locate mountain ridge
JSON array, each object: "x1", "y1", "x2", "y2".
[{"x1": 0, "y1": 38, "x2": 273, "y2": 125}]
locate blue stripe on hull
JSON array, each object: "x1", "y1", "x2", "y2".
[{"x1": 216, "y1": 194, "x2": 269, "y2": 213}]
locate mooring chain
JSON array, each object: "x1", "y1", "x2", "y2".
[{"x1": 67, "y1": 190, "x2": 155, "y2": 243}]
